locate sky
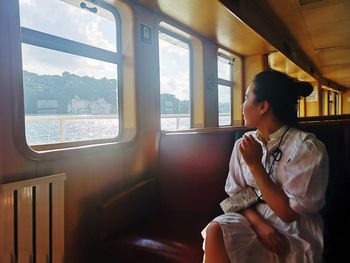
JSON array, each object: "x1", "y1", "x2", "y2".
[
  {"x1": 19, "y1": 0, "x2": 116, "y2": 79},
  {"x1": 19, "y1": 0, "x2": 231, "y2": 103},
  {"x1": 159, "y1": 34, "x2": 190, "y2": 101}
]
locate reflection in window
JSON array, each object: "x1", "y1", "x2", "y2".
[
  {"x1": 19, "y1": 0, "x2": 121, "y2": 146},
  {"x1": 159, "y1": 30, "x2": 191, "y2": 131}
]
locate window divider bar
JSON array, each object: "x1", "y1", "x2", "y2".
[
  {"x1": 218, "y1": 79, "x2": 233, "y2": 87},
  {"x1": 21, "y1": 27, "x2": 121, "y2": 64}
]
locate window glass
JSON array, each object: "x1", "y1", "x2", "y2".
[
  {"x1": 19, "y1": 0, "x2": 120, "y2": 146},
  {"x1": 218, "y1": 85, "x2": 231, "y2": 126},
  {"x1": 159, "y1": 31, "x2": 191, "y2": 131},
  {"x1": 22, "y1": 44, "x2": 118, "y2": 145},
  {"x1": 22, "y1": 44, "x2": 117, "y2": 79},
  {"x1": 217, "y1": 52, "x2": 234, "y2": 126},
  {"x1": 218, "y1": 55, "x2": 232, "y2": 81}
]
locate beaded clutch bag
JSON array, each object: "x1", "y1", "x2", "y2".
[{"x1": 220, "y1": 187, "x2": 259, "y2": 213}]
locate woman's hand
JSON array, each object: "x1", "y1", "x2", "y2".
[
  {"x1": 253, "y1": 220, "x2": 290, "y2": 259},
  {"x1": 239, "y1": 135, "x2": 263, "y2": 169}
]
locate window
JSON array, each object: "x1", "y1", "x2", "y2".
[
  {"x1": 217, "y1": 52, "x2": 233, "y2": 126},
  {"x1": 328, "y1": 91, "x2": 335, "y2": 115},
  {"x1": 19, "y1": 0, "x2": 121, "y2": 146},
  {"x1": 159, "y1": 29, "x2": 191, "y2": 131}
]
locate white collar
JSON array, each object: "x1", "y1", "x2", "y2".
[{"x1": 255, "y1": 125, "x2": 289, "y2": 146}]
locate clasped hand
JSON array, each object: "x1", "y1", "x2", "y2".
[
  {"x1": 239, "y1": 134, "x2": 263, "y2": 169},
  {"x1": 254, "y1": 220, "x2": 291, "y2": 259}
]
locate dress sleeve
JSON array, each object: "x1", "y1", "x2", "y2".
[
  {"x1": 282, "y1": 135, "x2": 329, "y2": 215},
  {"x1": 225, "y1": 139, "x2": 247, "y2": 196}
]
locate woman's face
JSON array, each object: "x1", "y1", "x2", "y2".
[{"x1": 242, "y1": 85, "x2": 262, "y2": 127}]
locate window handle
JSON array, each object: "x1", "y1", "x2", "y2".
[{"x1": 80, "y1": 2, "x2": 97, "y2": 13}]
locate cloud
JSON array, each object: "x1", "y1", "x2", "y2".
[
  {"x1": 218, "y1": 85, "x2": 231, "y2": 103},
  {"x1": 83, "y1": 20, "x2": 115, "y2": 51},
  {"x1": 160, "y1": 72, "x2": 190, "y2": 101},
  {"x1": 19, "y1": 0, "x2": 33, "y2": 5},
  {"x1": 20, "y1": 0, "x2": 192, "y2": 99},
  {"x1": 19, "y1": 0, "x2": 116, "y2": 78},
  {"x1": 22, "y1": 44, "x2": 116, "y2": 79},
  {"x1": 77, "y1": 57, "x2": 116, "y2": 79},
  {"x1": 159, "y1": 37, "x2": 190, "y2": 101}
]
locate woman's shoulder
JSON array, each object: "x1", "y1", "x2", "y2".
[{"x1": 288, "y1": 128, "x2": 327, "y2": 155}]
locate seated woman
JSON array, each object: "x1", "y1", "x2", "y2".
[{"x1": 202, "y1": 70, "x2": 328, "y2": 263}]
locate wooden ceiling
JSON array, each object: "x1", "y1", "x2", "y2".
[{"x1": 263, "y1": 0, "x2": 350, "y2": 89}]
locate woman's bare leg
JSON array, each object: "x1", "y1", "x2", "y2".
[{"x1": 204, "y1": 221, "x2": 230, "y2": 263}]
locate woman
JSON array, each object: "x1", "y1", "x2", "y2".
[{"x1": 202, "y1": 70, "x2": 328, "y2": 263}]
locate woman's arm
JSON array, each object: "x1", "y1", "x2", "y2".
[
  {"x1": 241, "y1": 207, "x2": 290, "y2": 258},
  {"x1": 240, "y1": 135, "x2": 299, "y2": 223},
  {"x1": 249, "y1": 164, "x2": 298, "y2": 223}
]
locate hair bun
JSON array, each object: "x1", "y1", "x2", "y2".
[{"x1": 295, "y1": 81, "x2": 313, "y2": 98}]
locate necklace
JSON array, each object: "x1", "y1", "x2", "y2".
[{"x1": 267, "y1": 127, "x2": 290, "y2": 175}]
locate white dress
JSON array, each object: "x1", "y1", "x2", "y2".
[{"x1": 202, "y1": 126, "x2": 329, "y2": 263}]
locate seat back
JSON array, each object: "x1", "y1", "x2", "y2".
[{"x1": 158, "y1": 130, "x2": 246, "y2": 216}]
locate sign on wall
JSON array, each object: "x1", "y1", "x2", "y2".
[
  {"x1": 140, "y1": 24, "x2": 152, "y2": 44},
  {"x1": 306, "y1": 87, "x2": 318, "y2": 102}
]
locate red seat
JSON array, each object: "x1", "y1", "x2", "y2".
[
  {"x1": 100, "y1": 213, "x2": 210, "y2": 263},
  {"x1": 98, "y1": 121, "x2": 350, "y2": 262}
]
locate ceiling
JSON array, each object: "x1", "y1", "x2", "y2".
[{"x1": 263, "y1": 0, "x2": 350, "y2": 89}]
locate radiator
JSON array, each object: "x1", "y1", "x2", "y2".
[{"x1": 0, "y1": 173, "x2": 66, "y2": 263}]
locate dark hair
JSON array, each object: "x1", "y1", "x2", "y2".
[{"x1": 252, "y1": 70, "x2": 313, "y2": 127}]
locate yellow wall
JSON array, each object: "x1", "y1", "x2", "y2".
[
  {"x1": 232, "y1": 55, "x2": 243, "y2": 125},
  {"x1": 306, "y1": 101, "x2": 319, "y2": 116},
  {"x1": 338, "y1": 94, "x2": 342, "y2": 114},
  {"x1": 321, "y1": 88, "x2": 329, "y2": 116},
  {"x1": 245, "y1": 55, "x2": 264, "y2": 89},
  {"x1": 240, "y1": 55, "x2": 264, "y2": 125},
  {"x1": 343, "y1": 89, "x2": 350, "y2": 114},
  {"x1": 299, "y1": 97, "x2": 305, "y2": 117},
  {"x1": 192, "y1": 38, "x2": 205, "y2": 128}
]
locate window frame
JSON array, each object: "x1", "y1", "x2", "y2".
[
  {"x1": 217, "y1": 52, "x2": 234, "y2": 126},
  {"x1": 16, "y1": 0, "x2": 125, "y2": 154},
  {"x1": 158, "y1": 26, "x2": 194, "y2": 131}
]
